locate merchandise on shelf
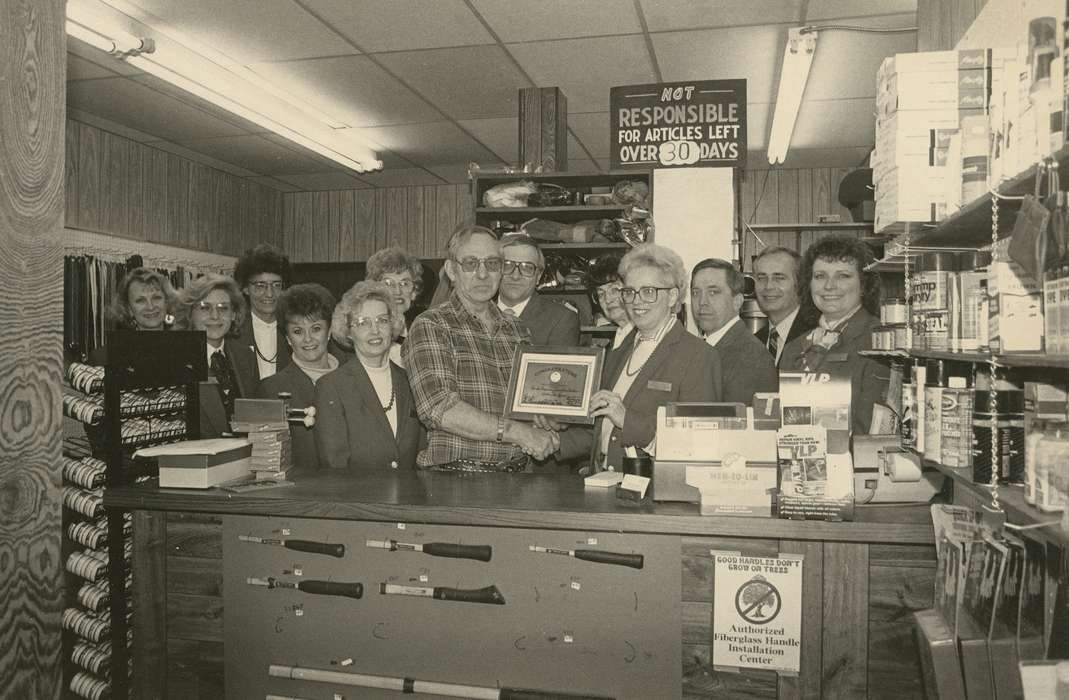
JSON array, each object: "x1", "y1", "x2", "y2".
[{"x1": 989, "y1": 237, "x2": 1044, "y2": 353}]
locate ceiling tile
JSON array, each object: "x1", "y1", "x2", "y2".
[
  {"x1": 276, "y1": 172, "x2": 372, "y2": 190},
  {"x1": 248, "y1": 55, "x2": 440, "y2": 128},
  {"x1": 792, "y1": 97, "x2": 874, "y2": 150},
  {"x1": 67, "y1": 77, "x2": 250, "y2": 143},
  {"x1": 806, "y1": 0, "x2": 917, "y2": 21},
  {"x1": 569, "y1": 112, "x2": 610, "y2": 158},
  {"x1": 248, "y1": 176, "x2": 305, "y2": 192},
  {"x1": 175, "y1": 134, "x2": 331, "y2": 175},
  {"x1": 457, "y1": 117, "x2": 518, "y2": 163},
  {"x1": 805, "y1": 21, "x2": 917, "y2": 101},
  {"x1": 357, "y1": 167, "x2": 449, "y2": 187},
  {"x1": 375, "y1": 46, "x2": 532, "y2": 120},
  {"x1": 507, "y1": 35, "x2": 656, "y2": 113},
  {"x1": 652, "y1": 25, "x2": 788, "y2": 104},
  {"x1": 67, "y1": 54, "x2": 118, "y2": 81},
  {"x1": 147, "y1": 140, "x2": 263, "y2": 177},
  {"x1": 304, "y1": 0, "x2": 493, "y2": 51},
  {"x1": 472, "y1": 0, "x2": 641, "y2": 41},
  {"x1": 640, "y1": 0, "x2": 803, "y2": 31},
  {"x1": 351, "y1": 122, "x2": 500, "y2": 166},
  {"x1": 121, "y1": 0, "x2": 357, "y2": 62},
  {"x1": 128, "y1": 74, "x2": 268, "y2": 135}
]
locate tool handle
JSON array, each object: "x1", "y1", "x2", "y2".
[
  {"x1": 296, "y1": 580, "x2": 363, "y2": 599},
  {"x1": 433, "y1": 584, "x2": 506, "y2": 605},
  {"x1": 572, "y1": 549, "x2": 644, "y2": 569},
  {"x1": 499, "y1": 689, "x2": 615, "y2": 700},
  {"x1": 283, "y1": 539, "x2": 345, "y2": 558},
  {"x1": 421, "y1": 542, "x2": 493, "y2": 562}
]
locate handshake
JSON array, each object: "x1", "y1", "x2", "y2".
[{"x1": 510, "y1": 418, "x2": 561, "y2": 461}]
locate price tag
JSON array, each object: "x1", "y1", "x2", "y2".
[
  {"x1": 419, "y1": 574, "x2": 429, "y2": 583},
  {"x1": 570, "y1": 580, "x2": 581, "y2": 591},
  {"x1": 563, "y1": 632, "x2": 574, "y2": 644},
  {"x1": 334, "y1": 693, "x2": 344, "y2": 700},
  {"x1": 293, "y1": 568, "x2": 302, "y2": 577},
  {"x1": 340, "y1": 658, "x2": 353, "y2": 667},
  {"x1": 396, "y1": 523, "x2": 406, "y2": 530},
  {"x1": 586, "y1": 537, "x2": 598, "y2": 545},
  {"x1": 281, "y1": 528, "x2": 291, "y2": 536},
  {"x1": 294, "y1": 606, "x2": 304, "y2": 617}
]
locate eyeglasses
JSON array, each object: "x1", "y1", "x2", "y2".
[
  {"x1": 502, "y1": 260, "x2": 541, "y2": 278},
  {"x1": 381, "y1": 278, "x2": 415, "y2": 292},
  {"x1": 249, "y1": 281, "x2": 284, "y2": 294},
  {"x1": 595, "y1": 286, "x2": 623, "y2": 300},
  {"x1": 619, "y1": 286, "x2": 674, "y2": 303},
  {"x1": 350, "y1": 315, "x2": 392, "y2": 331},
  {"x1": 193, "y1": 301, "x2": 233, "y2": 315},
  {"x1": 454, "y1": 256, "x2": 503, "y2": 274}
]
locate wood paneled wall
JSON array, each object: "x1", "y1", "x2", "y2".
[
  {"x1": 1, "y1": 1, "x2": 66, "y2": 698},
  {"x1": 282, "y1": 185, "x2": 472, "y2": 263},
  {"x1": 65, "y1": 119, "x2": 284, "y2": 257},
  {"x1": 917, "y1": 0, "x2": 989, "y2": 51}
]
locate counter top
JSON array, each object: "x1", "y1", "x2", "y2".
[{"x1": 104, "y1": 471, "x2": 934, "y2": 543}]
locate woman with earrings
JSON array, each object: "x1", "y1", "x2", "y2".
[
  {"x1": 557, "y1": 243, "x2": 722, "y2": 472},
  {"x1": 88, "y1": 267, "x2": 176, "y2": 365},
  {"x1": 315, "y1": 281, "x2": 423, "y2": 471}
]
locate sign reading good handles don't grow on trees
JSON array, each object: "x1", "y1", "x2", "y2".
[{"x1": 610, "y1": 79, "x2": 747, "y2": 169}]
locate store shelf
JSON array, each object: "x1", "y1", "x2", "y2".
[
  {"x1": 580, "y1": 325, "x2": 616, "y2": 334},
  {"x1": 862, "y1": 347, "x2": 1069, "y2": 369},
  {"x1": 919, "y1": 455, "x2": 1067, "y2": 546},
  {"x1": 858, "y1": 349, "x2": 910, "y2": 359},
  {"x1": 473, "y1": 170, "x2": 651, "y2": 189},
  {"x1": 747, "y1": 222, "x2": 875, "y2": 232},
  {"x1": 477, "y1": 206, "x2": 629, "y2": 224},
  {"x1": 537, "y1": 287, "x2": 592, "y2": 295},
  {"x1": 537, "y1": 242, "x2": 631, "y2": 251}
]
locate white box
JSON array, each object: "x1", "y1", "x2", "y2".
[{"x1": 159, "y1": 457, "x2": 251, "y2": 489}]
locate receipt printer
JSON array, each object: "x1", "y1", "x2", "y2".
[{"x1": 852, "y1": 435, "x2": 941, "y2": 503}]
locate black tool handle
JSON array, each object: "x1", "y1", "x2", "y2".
[
  {"x1": 283, "y1": 539, "x2": 345, "y2": 558},
  {"x1": 296, "y1": 580, "x2": 363, "y2": 599},
  {"x1": 572, "y1": 549, "x2": 644, "y2": 569},
  {"x1": 499, "y1": 688, "x2": 615, "y2": 700},
  {"x1": 421, "y1": 542, "x2": 493, "y2": 562},
  {"x1": 433, "y1": 584, "x2": 506, "y2": 605}
]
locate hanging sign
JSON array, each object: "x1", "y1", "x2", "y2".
[
  {"x1": 609, "y1": 79, "x2": 747, "y2": 169},
  {"x1": 711, "y1": 551, "x2": 802, "y2": 674}
]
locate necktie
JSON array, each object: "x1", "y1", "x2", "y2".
[
  {"x1": 210, "y1": 350, "x2": 236, "y2": 418},
  {"x1": 767, "y1": 326, "x2": 779, "y2": 359}
]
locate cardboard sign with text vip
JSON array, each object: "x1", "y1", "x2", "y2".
[
  {"x1": 610, "y1": 80, "x2": 746, "y2": 169},
  {"x1": 711, "y1": 551, "x2": 803, "y2": 674}
]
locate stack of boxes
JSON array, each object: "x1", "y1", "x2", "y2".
[{"x1": 230, "y1": 399, "x2": 293, "y2": 482}]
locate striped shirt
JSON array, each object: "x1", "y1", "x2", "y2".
[{"x1": 402, "y1": 293, "x2": 530, "y2": 467}]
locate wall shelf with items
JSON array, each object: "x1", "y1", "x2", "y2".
[
  {"x1": 861, "y1": 348, "x2": 1069, "y2": 370},
  {"x1": 474, "y1": 205, "x2": 632, "y2": 224}
]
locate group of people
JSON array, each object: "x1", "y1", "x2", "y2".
[{"x1": 98, "y1": 225, "x2": 888, "y2": 474}]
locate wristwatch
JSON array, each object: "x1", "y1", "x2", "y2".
[{"x1": 496, "y1": 417, "x2": 506, "y2": 443}]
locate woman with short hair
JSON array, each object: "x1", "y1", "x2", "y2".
[
  {"x1": 365, "y1": 246, "x2": 424, "y2": 367},
  {"x1": 256, "y1": 283, "x2": 339, "y2": 471},
  {"x1": 780, "y1": 235, "x2": 888, "y2": 435},
  {"x1": 315, "y1": 281, "x2": 422, "y2": 471},
  {"x1": 587, "y1": 253, "x2": 631, "y2": 350},
  {"x1": 89, "y1": 267, "x2": 176, "y2": 365}
]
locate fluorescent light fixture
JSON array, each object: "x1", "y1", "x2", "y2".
[
  {"x1": 767, "y1": 27, "x2": 818, "y2": 166},
  {"x1": 65, "y1": 0, "x2": 382, "y2": 173}
]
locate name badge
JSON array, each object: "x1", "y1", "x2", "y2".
[
  {"x1": 826, "y1": 353, "x2": 848, "y2": 363},
  {"x1": 647, "y1": 380, "x2": 672, "y2": 392}
]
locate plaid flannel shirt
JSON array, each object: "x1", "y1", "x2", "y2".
[{"x1": 402, "y1": 293, "x2": 530, "y2": 467}]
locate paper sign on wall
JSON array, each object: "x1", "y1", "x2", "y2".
[{"x1": 711, "y1": 551, "x2": 802, "y2": 674}]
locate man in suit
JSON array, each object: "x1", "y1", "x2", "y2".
[
  {"x1": 234, "y1": 243, "x2": 292, "y2": 380},
  {"x1": 497, "y1": 233, "x2": 580, "y2": 347},
  {"x1": 690, "y1": 259, "x2": 778, "y2": 406},
  {"x1": 752, "y1": 246, "x2": 814, "y2": 367}
]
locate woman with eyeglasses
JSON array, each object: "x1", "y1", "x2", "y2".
[
  {"x1": 587, "y1": 253, "x2": 632, "y2": 350},
  {"x1": 175, "y1": 274, "x2": 258, "y2": 438},
  {"x1": 779, "y1": 235, "x2": 888, "y2": 436},
  {"x1": 315, "y1": 281, "x2": 423, "y2": 471},
  {"x1": 557, "y1": 243, "x2": 723, "y2": 471},
  {"x1": 234, "y1": 243, "x2": 292, "y2": 381},
  {"x1": 255, "y1": 284, "x2": 339, "y2": 471},
  {"x1": 365, "y1": 246, "x2": 424, "y2": 367}
]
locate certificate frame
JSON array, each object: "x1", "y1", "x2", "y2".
[{"x1": 504, "y1": 345, "x2": 605, "y2": 425}]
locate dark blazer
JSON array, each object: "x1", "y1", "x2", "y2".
[
  {"x1": 755, "y1": 309, "x2": 815, "y2": 367},
  {"x1": 236, "y1": 318, "x2": 290, "y2": 380},
  {"x1": 712, "y1": 320, "x2": 779, "y2": 406},
  {"x1": 518, "y1": 294, "x2": 581, "y2": 347},
  {"x1": 314, "y1": 360, "x2": 422, "y2": 471},
  {"x1": 198, "y1": 342, "x2": 257, "y2": 439},
  {"x1": 779, "y1": 309, "x2": 888, "y2": 436},
  {"x1": 256, "y1": 363, "x2": 321, "y2": 470},
  {"x1": 558, "y1": 321, "x2": 722, "y2": 469}
]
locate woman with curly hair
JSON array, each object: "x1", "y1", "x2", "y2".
[
  {"x1": 364, "y1": 246, "x2": 424, "y2": 367},
  {"x1": 176, "y1": 274, "x2": 257, "y2": 437},
  {"x1": 780, "y1": 235, "x2": 889, "y2": 436},
  {"x1": 89, "y1": 267, "x2": 176, "y2": 365}
]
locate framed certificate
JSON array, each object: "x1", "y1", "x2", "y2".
[{"x1": 504, "y1": 346, "x2": 604, "y2": 424}]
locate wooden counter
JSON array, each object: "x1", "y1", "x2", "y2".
[{"x1": 105, "y1": 472, "x2": 937, "y2": 699}]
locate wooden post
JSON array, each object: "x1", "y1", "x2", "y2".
[
  {"x1": 0, "y1": 0, "x2": 66, "y2": 698},
  {"x1": 518, "y1": 87, "x2": 568, "y2": 172}
]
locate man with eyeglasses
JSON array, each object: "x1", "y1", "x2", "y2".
[
  {"x1": 234, "y1": 243, "x2": 292, "y2": 380},
  {"x1": 690, "y1": 259, "x2": 777, "y2": 407},
  {"x1": 403, "y1": 224, "x2": 560, "y2": 471},
  {"x1": 497, "y1": 234, "x2": 579, "y2": 347}
]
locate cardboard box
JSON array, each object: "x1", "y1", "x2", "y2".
[{"x1": 988, "y1": 239, "x2": 1044, "y2": 353}]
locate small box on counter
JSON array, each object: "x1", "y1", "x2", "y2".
[{"x1": 135, "y1": 438, "x2": 253, "y2": 489}]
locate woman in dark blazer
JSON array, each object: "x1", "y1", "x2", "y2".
[
  {"x1": 557, "y1": 243, "x2": 722, "y2": 470},
  {"x1": 779, "y1": 235, "x2": 888, "y2": 436},
  {"x1": 256, "y1": 284, "x2": 340, "y2": 471},
  {"x1": 174, "y1": 274, "x2": 257, "y2": 439},
  {"x1": 315, "y1": 281, "x2": 422, "y2": 471}
]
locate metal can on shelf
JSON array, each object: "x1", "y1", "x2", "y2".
[
  {"x1": 912, "y1": 252, "x2": 958, "y2": 350},
  {"x1": 953, "y1": 250, "x2": 991, "y2": 351},
  {"x1": 881, "y1": 297, "x2": 908, "y2": 324}
]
